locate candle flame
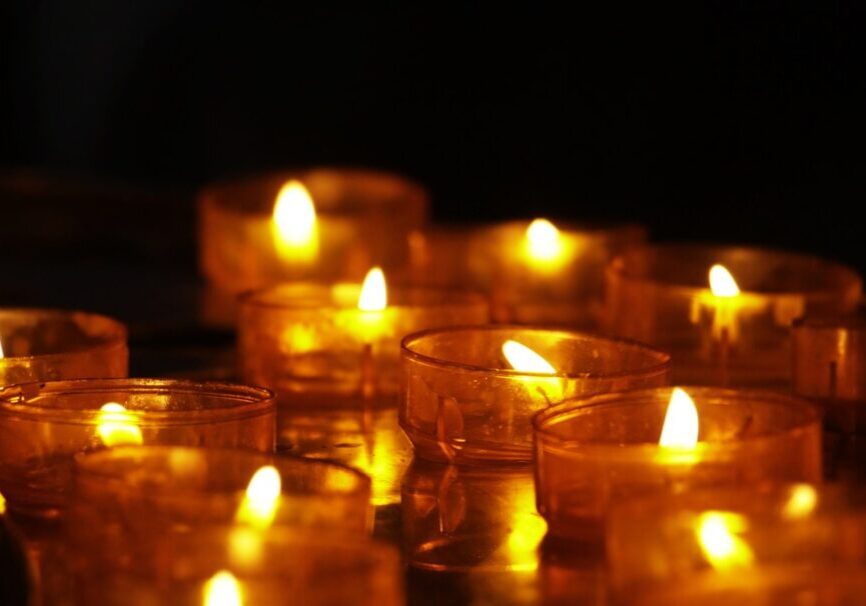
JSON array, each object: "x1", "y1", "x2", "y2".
[
  {"x1": 524, "y1": 218, "x2": 563, "y2": 262},
  {"x1": 235, "y1": 465, "x2": 281, "y2": 530},
  {"x1": 357, "y1": 267, "x2": 387, "y2": 311},
  {"x1": 709, "y1": 264, "x2": 741, "y2": 297},
  {"x1": 272, "y1": 180, "x2": 318, "y2": 262},
  {"x1": 502, "y1": 340, "x2": 557, "y2": 374},
  {"x1": 782, "y1": 484, "x2": 818, "y2": 519},
  {"x1": 0, "y1": 336, "x2": 4, "y2": 358},
  {"x1": 97, "y1": 403, "x2": 143, "y2": 447},
  {"x1": 0, "y1": 491, "x2": 6, "y2": 515},
  {"x1": 658, "y1": 388, "x2": 699, "y2": 448},
  {"x1": 696, "y1": 511, "x2": 755, "y2": 570},
  {"x1": 203, "y1": 570, "x2": 243, "y2": 606}
]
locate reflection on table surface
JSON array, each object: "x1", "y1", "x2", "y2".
[
  {"x1": 277, "y1": 405, "x2": 413, "y2": 508},
  {"x1": 402, "y1": 460, "x2": 607, "y2": 606},
  {"x1": 274, "y1": 404, "x2": 608, "y2": 605}
]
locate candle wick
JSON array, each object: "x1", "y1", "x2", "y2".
[
  {"x1": 719, "y1": 326, "x2": 731, "y2": 387},
  {"x1": 360, "y1": 342, "x2": 377, "y2": 402}
]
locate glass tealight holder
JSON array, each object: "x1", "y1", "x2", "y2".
[
  {"x1": 607, "y1": 484, "x2": 866, "y2": 605},
  {"x1": 199, "y1": 168, "x2": 428, "y2": 326},
  {"x1": 533, "y1": 387, "x2": 822, "y2": 544},
  {"x1": 0, "y1": 379, "x2": 275, "y2": 522},
  {"x1": 401, "y1": 325, "x2": 671, "y2": 464},
  {"x1": 74, "y1": 527, "x2": 403, "y2": 606},
  {"x1": 604, "y1": 244, "x2": 862, "y2": 388},
  {"x1": 69, "y1": 446, "x2": 371, "y2": 535},
  {"x1": 406, "y1": 221, "x2": 646, "y2": 328},
  {"x1": 66, "y1": 446, "x2": 372, "y2": 594},
  {"x1": 239, "y1": 284, "x2": 489, "y2": 409},
  {"x1": 792, "y1": 309, "x2": 866, "y2": 480},
  {"x1": 0, "y1": 309, "x2": 127, "y2": 386}
]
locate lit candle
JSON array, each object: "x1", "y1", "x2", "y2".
[
  {"x1": 689, "y1": 264, "x2": 763, "y2": 385},
  {"x1": 605, "y1": 483, "x2": 864, "y2": 604},
  {"x1": 198, "y1": 169, "x2": 428, "y2": 327},
  {"x1": 533, "y1": 386, "x2": 822, "y2": 543},
  {"x1": 238, "y1": 276, "x2": 488, "y2": 410},
  {"x1": 407, "y1": 219, "x2": 645, "y2": 328},
  {"x1": 0, "y1": 379, "x2": 275, "y2": 522},
  {"x1": 239, "y1": 282, "x2": 487, "y2": 505},
  {"x1": 356, "y1": 267, "x2": 388, "y2": 401},
  {"x1": 478, "y1": 218, "x2": 644, "y2": 326},
  {"x1": 605, "y1": 244, "x2": 863, "y2": 388},
  {"x1": 401, "y1": 326, "x2": 670, "y2": 464}
]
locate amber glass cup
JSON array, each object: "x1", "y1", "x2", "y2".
[
  {"x1": 199, "y1": 167, "x2": 428, "y2": 325},
  {"x1": 533, "y1": 387, "x2": 822, "y2": 544},
  {"x1": 0, "y1": 308, "x2": 127, "y2": 386},
  {"x1": 239, "y1": 284, "x2": 488, "y2": 408},
  {"x1": 66, "y1": 446, "x2": 373, "y2": 601},
  {"x1": 604, "y1": 244, "x2": 862, "y2": 388},
  {"x1": 607, "y1": 484, "x2": 866, "y2": 605},
  {"x1": 406, "y1": 221, "x2": 645, "y2": 328},
  {"x1": 0, "y1": 379, "x2": 275, "y2": 521},
  {"x1": 401, "y1": 325, "x2": 670, "y2": 464}
]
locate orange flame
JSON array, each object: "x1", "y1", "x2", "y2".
[
  {"x1": 272, "y1": 180, "x2": 318, "y2": 262},
  {"x1": 709, "y1": 264, "x2": 741, "y2": 297},
  {"x1": 659, "y1": 388, "x2": 699, "y2": 448},
  {"x1": 357, "y1": 267, "x2": 387, "y2": 312},
  {"x1": 502, "y1": 340, "x2": 557, "y2": 374},
  {"x1": 235, "y1": 465, "x2": 281, "y2": 530},
  {"x1": 97, "y1": 403, "x2": 143, "y2": 447},
  {"x1": 203, "y1": 570, "x2": 243, "y2": 606}
]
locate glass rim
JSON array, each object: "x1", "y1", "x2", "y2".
[
  {"x1": 607, "y1": 242, "x2": 863, "y2": 298},
  {"x1": 169, "y1": 526, "x2": 401, "y2": 568},
  {"x1": 485, "y1": 219, "x2": 647, "y2": 237},
  {"x1": 400, "y1": 324, "x2": 672, "y2": 380},
  {"x1": 533, "y1": 385, "x2": 821, "y2": 451},
  {"x1": 0, "y1": 378, "x2": 275, "y2": 423},
  {"x1": 0, "y1": 308, "x2": 127, "y2": 362},
  {"x1": 199, "y1": 166, "x2": 429, "y2": 215},
  {"x1": 238, "y1": 283, "x2": 489, "y2": 312},
  {"x1": 73, "y1": 445, "x2": 371, "y2": 497}
]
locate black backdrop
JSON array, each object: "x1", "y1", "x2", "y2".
[{"x1": 3, "y1": 3, "x2": 865, "y2": 273}]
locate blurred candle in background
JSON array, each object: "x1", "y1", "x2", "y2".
[
  {"x1": 605, "y1": 244, "x2": 863, "y2": 388},
  {"x1": 406, "y1": 219, "x2": 646, "y2": 328},
  {"x1": 0, "y1": 309, "x2": 127, "y2": 387},
  {"x1": 199, "y1": 168, "x2": 428, "y2": 327}
]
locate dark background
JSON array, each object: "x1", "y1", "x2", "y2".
[{"x1": 2, "y1": 3, "x2": 865, "y2": 303}]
